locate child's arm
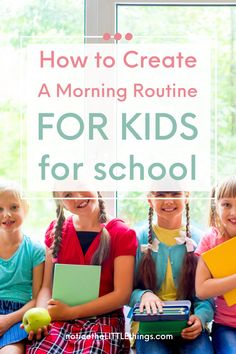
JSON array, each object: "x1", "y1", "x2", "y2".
[
  {"x1": 35, "y1": 248, "x2": 54, "y2": 308},
  {"x1": 181, "y1": 296, "x2": 214, "y2": 340},
  {"x1": 0, "y1": 262, "x2": 44, "y2": 336},
  {"x1": 196, "y1": 256, "x2": 236, "y2": 299},
  {"x1": 26, "y1": 248, "x2": 54, "y2": 340},
  {"x1": 47, "y1": 255, "x2": 135, "y2": 321},
  {"x1": 181, "y1": 314, "x2": 202, "y2": 340}
]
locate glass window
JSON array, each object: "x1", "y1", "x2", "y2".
[
  {"x1": 114, "y1": 3, "x2": 236, "y2": 228},
  {"x1": 0, "y1": 0, "x2": 84, "y2": 239}
]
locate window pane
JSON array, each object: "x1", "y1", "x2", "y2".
[
  {"x1": 0, "y1": 0, "x2": 84, "y2": 239},
  {"x1": 117, "y1": 5, "x2": 236, "y2": 227}
]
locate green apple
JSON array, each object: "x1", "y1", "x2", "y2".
[{"x1": 22, "y1": 308, "x2": 51, "y2": 334}]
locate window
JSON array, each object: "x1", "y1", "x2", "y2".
[
  {"x1": 86, "y1": 0, "x2": 236, "y2": 228},
  {"x1": 0, "y1": 0, "x2": 84, "y2": 239},
  {"x1": 1, "y1": 1, "x2": 235, "y2": 236}
]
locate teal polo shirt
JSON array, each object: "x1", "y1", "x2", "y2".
[{"x1": 0, "y1": 235, "x2": 45, "y2": 303}]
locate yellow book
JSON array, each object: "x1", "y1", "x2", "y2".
[{"x1": 202, "y1": 236, "x2": 236, "y2": 306}]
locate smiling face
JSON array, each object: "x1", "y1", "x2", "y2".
[
  {"x1": 217, "y1": 198, "x2": 236, "y2": 238},
  {"x1": 148, "y1": 191, "x2": 187, "y2": 229},
  {"x1": 0, "y1": 191, "x2": 26, "y2": 235},
  {"x1": 56, "y1": 191, "x2": 99, "y2": 218},
  {"x1": 214, "y1": 176, "x2": 236, "y2": 238}
]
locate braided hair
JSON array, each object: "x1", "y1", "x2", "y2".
[
  {"x1": 51, "y1": 195, "x2": 65, "y2": 261},
  {"x1": 209, "y1": 186, "x2": 216, "y2": 228},
  {"x1": 136, "y1": 193, "x2": 198, "y2": 300},
  {"x1": 136, "y1": 206, "x2": 157, "y2": 291},
  {"x1": 91, "y1": 192, "x2": 110, "y2": 265},
  {"x1": 176, "y1": 201, "x2": 198, "y2": 300},
  {"x1": 51, "y1": 191, "x2": 110, "y2": 265}
]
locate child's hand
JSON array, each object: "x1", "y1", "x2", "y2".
[
  {"x1": 47, "y1": 299, "x2": 72, "y2": 321},
  {"x1": 20, "y1": 323, "x2": 51, "y2": 341},
  {"x1": 140, "y1": 292, "x2": 164, "y2": 315},
  {"x1": 0, "y1": 314, "x2": 12, "y2": 336},
  {"x1": 181, "y1": 314, "x2": 202, "y2": 340}
]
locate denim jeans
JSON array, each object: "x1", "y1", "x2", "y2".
[
  {"x1": 0, "y1": 299, "x2": 27, "y2": 348},
  {"x1": 136, "y1": 331, "x2": 214, "y2": 354},
  {"x1": 212, "y1": 322, "x2": 236, "y2": 354}
]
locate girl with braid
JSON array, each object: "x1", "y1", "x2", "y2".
[
  {"x1": 195, "y1": 176, "x2": 236, "y2": 354},
  {"x1": 129, "y1": 191, "x2": 214, "y2": 354},
  {"x1": 26, "y1": 190, "x2": 137, "y2": 354}
]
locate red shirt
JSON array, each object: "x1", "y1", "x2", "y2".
[{"x1": 45, "y1": 217, "x2": 137, "y2": 297}]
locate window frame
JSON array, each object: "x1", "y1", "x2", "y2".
[
  {"x1": 84, "y1": 0, "x2": 236, "y2": 216},
  {"x1": 85, "y1": 0, "x2": 236, "y2": 40}
]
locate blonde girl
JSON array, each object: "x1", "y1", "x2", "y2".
[
  {"x1": 0, "y1": 181, "x2": 44, "y2": 353},
  {"x1": 196, "y1": 176, "x2": 236, "y2": 354}
]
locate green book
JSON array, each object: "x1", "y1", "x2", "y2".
[
  {"x1": 133, "y1": 300, "x2": 191, "y2": 336},
  {"x1": 52, "y1": 264, "x2": 101, "y2": 306}
]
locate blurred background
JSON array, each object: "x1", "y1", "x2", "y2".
[{"x1": 0, "y1": 0, "x2": 235, "y2": 240}]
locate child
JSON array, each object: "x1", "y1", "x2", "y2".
[
  {"x1": 195, "y1": 176, "x2": 236, "y2": 354},
  {"x1": 0, "y1": 181, "x2": 45, "y2": 354},
  {"x1": 26, "y1": 190, "x2": 137, "y2": 354},
  {"x1": 129, "y1": 191, "x2": 214, "y2": 354}
]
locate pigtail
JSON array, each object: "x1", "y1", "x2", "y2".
[
  {"x1": 209, "y1": 186, "x2": 225, "y2": 236},
  {"x1": 177, "y1": 201, "x2": 198, "y2": 300},
  {"x1": 91, "y1": 192, "x2": 110, "y2": 265},
  {"x1": 185, "y1": 200, "x2": 190, "y2": 238},
  {"x1": 51, "y1": 202, "x2": 65, "y2": 260},
  {"x1": 136, "y1": 207, "x2": 157, "y2": 291},
  {"x1": 97, "y1": 191, "x2": 107, "y2": 223},
  {"x1": 209, "y1": 186, "x2": 217, "y2": 227}
]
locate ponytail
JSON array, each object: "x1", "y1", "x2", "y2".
[
  {"x1": 51, "y1": 201, "x2": 66, "y2": 260},
  {"x1": 176, "y1": 201, "x2": 198, "y2": 300},
  {"x1": 97, "y1": 191, "x2": 107, "y2": 223},
  {"x1": 136, "y1": 206, "x2": 157, "y2": 291},
  {"x1": 209, "y1": 186, "x2": 217, "y2": 227},
  {"x1": 91, "y1": 192, "x2": 110, "y2": 265}
]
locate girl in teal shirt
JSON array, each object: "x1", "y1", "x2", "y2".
[
  {"x1": 0, "y1": 181, "x2": 45, "y2": 353},
  {"x1": 130, "y1": 191, "x2": 214, "y2": 354}
]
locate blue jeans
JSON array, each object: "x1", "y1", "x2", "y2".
[
  {"x1": 0, "y1": 299, "x2": 28, "y2": 348},
  {"x1": 136, "y1": 331, "x2": 213, "y2": 354},
  {"x1": 212, "y1": 322, "x2": 236, "y2": 354}
]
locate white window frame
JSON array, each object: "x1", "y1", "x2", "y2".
[
  {"x1": 86, "y1": 0, "x2": 236, "y2": 40},
  {"x1": 85, "y1": 0, "x2": 235, "y2": 215}
]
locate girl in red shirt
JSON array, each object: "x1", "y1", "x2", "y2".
[{"x1": 26, "y1": 191, "x2": 137, "y2": 354}]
